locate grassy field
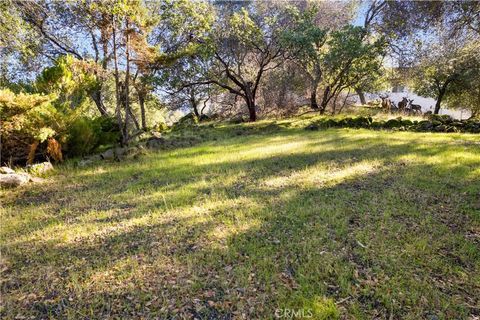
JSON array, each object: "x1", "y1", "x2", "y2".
[{"x1": 1, "y1": 119, "x2": 480, "y2": 319}]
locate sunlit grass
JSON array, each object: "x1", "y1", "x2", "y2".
[{"x1": 1, "y1": 122, "x2": 479, "y2": 319}]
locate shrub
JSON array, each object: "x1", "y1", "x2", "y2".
[
  {"x1": 66, "y1": 117, "x2": 101, "y2": 157},
  {"x1": 0, "y1": 89, "x2": 63, "y2": 165},
  {"x1": 94, "y1": 116, "x2": 121, "y2": 146},
  {"x1": 304, "y1": 116, "x2": 480, "y2": 133},
  {"x1": 66, "y1": 116, "x2": 120, "y2": 157},
  {"x1": 153, "y1": 121, "x2": 169, "y2": 132},
  {"x1": 428, "y1": 114, "x2": 453, "y2": 124},
  {"x1": 384, "y1": 118, "x2": 403, "y2": 128}
]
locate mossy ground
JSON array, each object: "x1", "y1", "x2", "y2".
[{"x1": 1, "y1": 117, "x2": 480, "y2": 319}]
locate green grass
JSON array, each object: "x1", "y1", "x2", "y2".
[{"x1": 1, "y1": 119, "x2": 480, "y2": 319}]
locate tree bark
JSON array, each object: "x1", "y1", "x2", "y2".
[
  {"x1": 190, "y1": 89, "x2": 200, "y2": 119},
  {"x1": 245, "y1": 82, "x2": 257, "y2": 121},
  {"x1": 122, "y1": 18, "x2": 131, "y2": 145},
  {"x1": 128, "y1": 108, "x2": 140, "y2": 131},
  {"x1": 246, "y1": 98, "x2": 257, "y2": 122},
  {"x1": 319, "y1": 86, "x2": 331, "y2": 115},
  {"x1": 112, "y1": 15, "x2": 125, "y2": 145},
  {"x1": 355, "y1": 88, "x2": 366, "y2": 105},
  {"x1": 434, "y1": 88, "x2": 446, "y2": 115},
  {"x1": 138, "y1": 91, "x2": 147, "y2": 131},
  {"x1": 90, "y1": 88, "x2": 108, "y2": 116},
  {"x1": 310, "y1": 87, "x2": 319, "y2": 110}
]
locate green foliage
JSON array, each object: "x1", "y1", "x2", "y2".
[
  {"x1": 323, "y1": 25, "x2": 387, "y2": 90},
  {"x1": 66, "y1": 117, "x2": 101, "y2": 157},
  {"x1": 282, "y1": 5, "x2": 387, "y2": 110},
  {"x1": 409, "y1": 38, "x2": 480, "y2": 113},
  {"x1": 66, "y1": 116, "x2": 120, "y2": 157},
  {"x1": 35, "y1": 55, "x2": 97, "y2": 111},
  {"x1": 0, "y1": 54, "x2": 121, "y2": 163},
  {"x1": 305, "y1": 115, "x2": 479, "y2": 133},
  {"x1": 0, "y1": 88, "x2": 63, "y2": 163},
  {"x1": 0, "y1": 88, "x2": 60, "y2": 142},
  {"x1": 95, "y1": 116, "x2": 121, "y2": 146}
]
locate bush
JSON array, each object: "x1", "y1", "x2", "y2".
[
  {"x1": 66, "y1": 117, "x2": 101, "y2": 157},
  {"x1": 66, "y1": 116, "x2": 120, "y2": 157},
  {"x1": 304, "y1": 116, "x2": 480, "y2": 133},
  {"x1": 94, "y1": 116, "x2": 121, "y2": 146},
  {"x1": 153, "y1": 121, "x2": 169, "y2": 132},
  {"x1": 384, "y1": 118, "x2": 403, "y2": 128},
  {"x1": 428, "y1": 114, "x2": 453, "y2": 124}
]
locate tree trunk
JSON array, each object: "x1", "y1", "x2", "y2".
[
  {"x1": 128, "y1": 108, "x2": 140, "y2": 131},
  {"x1": 319, "y1": 86, "x2": 331, "y2": 115},
  {"x1": 112, "y1": 15, "x2": 125, "y2": 145},
  {"x1": 90, "y1": 88, "x2": 108, "y2": 116},
  {"x1": 310, "y1": 87, "x2": 319, "y2": 110},
  {"x1": 332, "y1": 93, "x2": 339, "y2": 115},
  {"x1": 192, "y1": 99, "x2": 200, "y2": 119},
  {"x1": 434, "y1": 89, "x2": 445, "y2": 115},
  {"x1": 355, "y1": 88, "x2": 366, "y2": 105},
  {"x1": 122, "y1": 18, "x2": 131, "y2": 145},
  {"x1": 190, "y1": 89, "x2": 200, "y2": 119},
  {"x1": 247, "y1": 100, "x2": 256, "y2": 122},
  {"x1": 244, "y1": 83, "x2": 257, "y2": 122},
  {"x1": 138, "y1": 91, "x2": 147, "y2": 131}
]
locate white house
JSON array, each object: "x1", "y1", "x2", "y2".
[{"x1": 357, "y1": 86, "x2": 472, "y2": 120}]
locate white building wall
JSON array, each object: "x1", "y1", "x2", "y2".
[{"x1": 357, "y1": 89, "x2": 472, "y2": 120}]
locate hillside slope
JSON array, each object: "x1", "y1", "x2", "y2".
[{"x1": 1, "y1": 124, "x2": 480, "y2": 319}]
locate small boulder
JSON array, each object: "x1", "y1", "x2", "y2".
[
  {"x1": 100, "y1": 148, "x2": 115, "y2": 160},
  {"x1": 417, "y1": 120, "x2": 433, "y2": 131},
  {"x1": 114, "y1": 147, "x2": 128, "y2": 157},
  {"x1": 229, "y1": 116, "x2": 245, "y2": 124},
  {"x1": 325, "y1": 119, "x2": 338, "y2": 127},
  {"x1": 27, "y1": 162, "x2": 53, "y2": 175},
  {"x1": 305, "y1": 124, "x2": 320, "y2": 131},
  {"x1": 30, "y1": 176, "x2": 45, "y2": 183},
  {"x1": 146, "y1": 137, "x2": 167, "y2": 149},
  {"x1": 0, "y1": 167, "x2": 15, "y2": 174},
  {"x1": 0, "y1": 173, "x2": 31, "y2": 188},
  {"x1": 385, "y1": 118, "x2": 402, "y2": 128}
]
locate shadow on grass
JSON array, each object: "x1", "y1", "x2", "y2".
[{"x1": 2, "y1": 129, "x2": 480, "y2": 319}]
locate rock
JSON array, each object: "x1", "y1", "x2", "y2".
[
  {"x1": 0, "y1": 167, "x2": 15, "y2": 174},
  {"x1": 451, "y1": 121, "x2": 463, "y2": 127},
  {"x1": 90, "y1": 154, "x2": 103, "y2": 161},
  {"x1": 30, "y1": 176, "x2": 45, "y2": 183},
  {"x1": 417, "y1": 120, "x2": 433, "y2": 131},
  {"x1": 305, "y1": 124, "x2": 320, "y2": 131},
  {"x1": 151, "y1": 131, "x2": 163, "y2": 138},
  {"x1": 370, "y1": 121, "x2": 385, "y2": 129},
  {"x1": 0, "y1": 173, "x2": 31, "y2": 188},
  {"x1": 325, "y1": 119, "x2": 338, "y2": 127},
  {"x1": 79, "y1": 154, "x2": 103, "y2": 166},
  {"x1": 27, "y1": 162, "x2": 53, "y2": 175},
  {"x1": 100, "y1": 148, "x2": 115, "y2": 160},
  {"x1": 385, "y1": 119, "x2": 402, "y2": 128},
  {"x1": 146, "y1": 137, "x2": 167, "y2": 149},
  {"x1": 78, "y1": 159, "x2": 93, "y2": 167},
  {"x1": 229, "y1": 116, "x2": 245, "y2": 124},
  {"x1": 114, "y1": 147, "x2": 127, "y2": 157},
  {"x1": 434, "y1": 124, "x2": 447, "y2": 132},
  {"x1": 100, "y1": 147, "x2": 132, "y2": 160}
]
